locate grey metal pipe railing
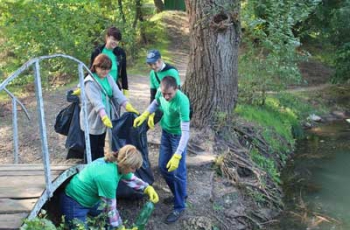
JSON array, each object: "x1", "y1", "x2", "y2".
[{"x1": 0, "y1": 54, "x2": 94, "y2": 198}]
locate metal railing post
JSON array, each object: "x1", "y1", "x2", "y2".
[
  {"x1": 33, "y1": 61, "x2": 52, "y2": 198},
  {"x1": 78, "y1": 63, "x2": 92, "y2": 163},
  {"x1": 12, "y1": 98, "x2": 19, "y2": 164}
]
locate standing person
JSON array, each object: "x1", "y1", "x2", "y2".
[
  {"x1": 73, "y1": 54, "x2": 139, "y2": 161},
  {"x1": 133, "y1": 76, "x2": 190, "y2": 224},
  {"x1": 90, "y1": 27, "x2": 129, "y2": 96},
  {"x1": 146, "y1": 49, "x2": 181, "y2": 127},
  {"x1": 60, "y1": 145, "x2": 159, "y2": 229}
]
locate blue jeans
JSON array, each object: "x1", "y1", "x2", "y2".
[
  {"x1": 159, "y1": 130, "x2": 187, "y2": 211},
  {"x1": 60, "y1": 192, "x2": 102, "y2": 229}
]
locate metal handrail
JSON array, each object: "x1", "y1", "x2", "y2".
[{"x1": 0, "y1": 54, "x2": 94, "y2": 198}]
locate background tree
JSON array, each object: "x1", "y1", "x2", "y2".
[
  {"x1": 183, "y1": 0, "x2": 240, "y2": 127},
  {"x1": 153, "y1": 0, "x2": 164, "y2": 13}
]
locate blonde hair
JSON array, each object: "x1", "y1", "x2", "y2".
[{"x1": 104, "y1": 145, "x2": 143, "y2": 169}]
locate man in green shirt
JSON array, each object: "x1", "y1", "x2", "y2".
[
  {"x1": 146, "y1": 49, "x2": 182, "y2": 127},
  {"x1": 134, "y1": 76, "x2": 190, "y2": 224}
]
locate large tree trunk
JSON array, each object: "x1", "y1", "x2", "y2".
[
  {"x1": 183, "y1": 0, "x2": 240, "y2": 128},
  {"x1": 153, "y1": 0, "x2": 164, "y2": 13}
]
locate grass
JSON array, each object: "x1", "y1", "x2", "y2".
[{"x1": 128, "y1": 11, "x2": 175, "y2": 76}]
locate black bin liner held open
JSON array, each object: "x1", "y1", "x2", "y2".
[{"x1": 111, "y1": 112, "x2": 154, "y2": 199}]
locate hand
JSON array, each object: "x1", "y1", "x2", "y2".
[
  {"x1": 72, "y1": 88, "x2": 81, "y2": 96},
  {"x1": 101, "y1": 115, "x2": 113, "y2": 128},
  {"x1": 118, "y1": 225, "x2": 126, "y2": 230},
  {"x1": 123, "y1": 89, "x2": 129, "y2": 97},
  {"x1": 125, "y1": 102, "x2": 140, "y2": 115},
  {"x1": 144, "y1": 185, "x2": 159, "y2": 203},
  {"x1": 147, "y1": 113, "x2": 155, "y2": 129},
  {"x1": 133, "y1": 111, "x2": 150, "y2": 127},
  {"x1": 166, "y1": 154, "x2": 182, "y2": 172}
]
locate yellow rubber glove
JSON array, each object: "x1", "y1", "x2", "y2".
[
  {"x1": 133, "y1": 111, "x2": 150, "y2": 127},
  {"x1": 101, "y1": 115, "x2": 113, "y2": 128},
  {"x1": 71, "y1": 88, "x2": 81, "y2": 96},
  {"x1": 147, "y1": 113, "x2": 155, "y2": 129},
  {"x1": 125, "y1": 102, "x2": 140, "y2": 115},
  {"x1": 144, "y1": 185, "x2": 159, "y2": 203},
  {"x1": 123, "y1": 89, "x2": 129, "y2": 97},
  {"x1": 166, "y1": 154, "x2": 182, "y2": 172}
]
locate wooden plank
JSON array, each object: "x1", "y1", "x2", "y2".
[
  {"x1": 0, "y1": 164, "x2": 72, "y2": 171},
  {"x1": 0, "y1": 198, "x2": 36, "y2": 214},
  {"x1": 0, "y1": 213, "x2": 28, "y2": 230},
  {"x1": 0, "y1": 170, "x2": 62, "y2": 176},
  {"x1": 0, "y1": 186, "x2": 45, "y2": 198}
]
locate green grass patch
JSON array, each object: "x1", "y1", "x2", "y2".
[
  {"x1": 128, "y1": 11, "x2": 174, "y2": 76},
  {"x1": 235, "y1": 91, "x2": 327, "y2": 154}
]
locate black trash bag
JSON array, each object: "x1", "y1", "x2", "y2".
[
  {"x1": 54, "y1": 103, "x2": 75, "y2": 136},
  {"x1": 111, "y1": 112, "x2": 154, "y2": 199},
  {"x1": 65, "y1": 102, "x2": 85, "y2": 154}
]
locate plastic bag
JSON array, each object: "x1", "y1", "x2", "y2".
[
  {"x1": 65, "y1": 102, "x2": 85, "y2": 152},
  {"x1": 111, "y1": 112, "x2": 154, "y2": 199},
  {"x1": 54, "y1": 103, "x2": 75, "y2": 136}
]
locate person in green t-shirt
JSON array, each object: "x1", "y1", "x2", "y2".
[
  {"x1": 145, "y1": 49, "x2": 182, "y2": 127},
  {"x1": 133, "y1": 76, "x2": 190, "y2": 224},
  {"x1": 60, "y1": 145, "x2": 159, "y2": 229},
  {"x1": 90, "y1": 27, "x2": 129, "y2": 97},
  {"x1": 70, "y1": 54, "x2": 139, "y2": 161}
]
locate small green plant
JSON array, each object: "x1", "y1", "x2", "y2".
[
  {"x1": 21, "y1": 210, "x2": 58, "y2": 230},
  {"x1": 250, "y1": 148, "x2": 281, "y2": 184}
]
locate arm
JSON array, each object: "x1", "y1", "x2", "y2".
[
  {"x1": 115, "y1": 47, "x2": 128, "y2": 90},
  {"x1": 174, "y1": 121, "x2": 190, "y2": 156},
  {"x1": 85, "y1": 81, "x2": 105, "y2": 113},
  {"x1": 150, "y1": 88, "x2": 157, "y2": 103},
  {"x1": 101, "y1": 197, "x2": 122, "y2": 228},
  {"x1": 121, "y1": 174, "x2": 149, "y2": 191}
]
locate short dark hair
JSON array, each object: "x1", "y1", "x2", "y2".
[
  {"x1": 106, "y1": 27, "x2": 122, "y2": 41},
  {"x1": 90, "y1": 54, "x2": 112, "y2": 73},
  {"x1": 161, "y1": 76, "x2": 178, "y2": 90}
]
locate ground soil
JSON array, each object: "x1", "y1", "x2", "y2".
[{"x1": 0, "y1": 10, "x2": 348, "y2": 230}]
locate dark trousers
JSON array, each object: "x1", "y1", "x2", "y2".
[{"x1": 89, "y1": 132, "x2": 106, "y2": 161}]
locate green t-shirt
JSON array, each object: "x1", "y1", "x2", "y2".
[
  {"x1": 65, "y1": 158, "x2": 132, "y2": 208},
  {"x1": 102, "y1": 48, "x2": 118, "y2": 82},
  {"x1": 150, "y1": 68, "x2": 180, "y2": 89},
  {"x1": 156, "y1": 89, "x2": 190, "y2": 134}
]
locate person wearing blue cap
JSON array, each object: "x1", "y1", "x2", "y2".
[{"x1": 146, "y1": 49, "x2": 182, "y2": 128}]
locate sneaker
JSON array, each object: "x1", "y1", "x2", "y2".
[{"x1": 165, "y1": 210, "x2": 185, "y2": 224}]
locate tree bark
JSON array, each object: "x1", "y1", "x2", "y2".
[
  {"x1": 153, "y1": 0, "x2": 164, "y2": 13},
  {"x1": 117, "y1": 0, "x2": 126, "y2": 23},
  {"x1": 133, "y1": 0, "x2": 148, "y2": 44},
  {"x1": 183, "y1": 0, "x2": 240, "y2": 128}
]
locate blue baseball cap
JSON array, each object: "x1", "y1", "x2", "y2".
[{"x1": 146, "y1": 49, "x2": 161, "y2": 63}]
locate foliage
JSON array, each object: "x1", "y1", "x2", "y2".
[
  {"x1": 239, "y1": 0, "x2": 321, "y2": 105},
  {"x1": 250, "y1": 147, "x2": 281, "y2": 184},
  {"x1": 21, "y1": 210, "x2": 60, "y2": 230},
  {"x1": 297, "y1": 0, "x2": 350, "y2": 83},
  {"x1": 0, "y1": 0, "x2": 156, "y2": 86}
]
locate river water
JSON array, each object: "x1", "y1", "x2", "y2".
[{"x1": 272, "y1": 120, "x2": 350, "y2": 230}]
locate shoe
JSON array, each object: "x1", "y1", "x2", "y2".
[{"x1": 165, "y1": 210, "x2": 185, "y2": 224}]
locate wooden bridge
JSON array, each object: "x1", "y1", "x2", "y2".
[
  {"x1": 0, "y1": 54, "x2": 95, "y2": 229},
  {"x1": 0, "y1": 164, "x2": 85, "y2": 229}
]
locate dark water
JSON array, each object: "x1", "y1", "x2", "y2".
[{"x1": 273, "y1": 120, "x2": 350, "y2": 230}]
